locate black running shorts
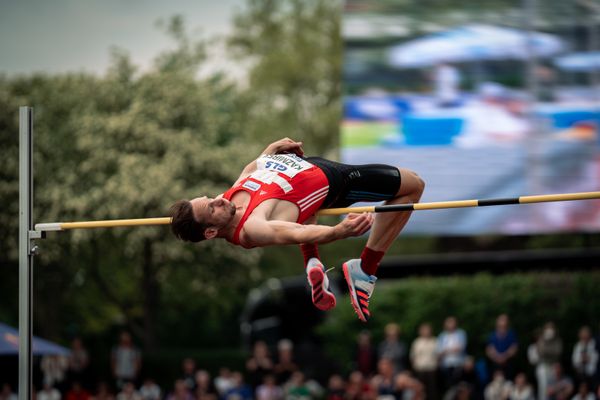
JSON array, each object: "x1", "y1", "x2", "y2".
[{"x1": 306, "y1": 157, "x2": 401, "y2": 209}]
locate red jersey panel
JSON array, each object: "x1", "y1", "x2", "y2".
[{"x1": 222, "y1": 154, "x2": 329, "y2": 248}]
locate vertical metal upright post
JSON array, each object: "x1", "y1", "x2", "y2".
[{"x1": 19, "y1": 106, "x2": 34, "y2": 400}]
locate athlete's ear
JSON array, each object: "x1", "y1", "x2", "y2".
[{"x1": 204, "y1": 227, "x2": 218, "y2": 240}]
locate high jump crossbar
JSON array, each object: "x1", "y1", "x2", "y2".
[{"x1": 33, "y1": 191, "x2": 600, "y2": 231}]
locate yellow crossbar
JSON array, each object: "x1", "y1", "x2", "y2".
[{"x1": 34, "y1": 191, "x2": 600, "y2": 231}]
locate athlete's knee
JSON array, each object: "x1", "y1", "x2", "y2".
[{"x1": 399, "y1": 168, "x2": 425, "y2": 199}]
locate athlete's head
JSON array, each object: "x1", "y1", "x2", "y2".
[{"x1": 169, "y1": 196, "x2": 236, "y2": 242}]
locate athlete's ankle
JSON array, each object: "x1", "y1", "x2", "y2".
[
  {"x1": 360, "y1": 247, "x2": 385, "y2": 276},
  {"x1": 300, "y1": 243, "x2": 320, "y2": 267}
]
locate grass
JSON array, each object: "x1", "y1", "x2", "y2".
[{"x1": 340, "y1": 121, "x2": 400, "y2": 148}]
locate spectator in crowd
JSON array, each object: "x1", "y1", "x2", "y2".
[
  {"x1": 484, "y1": 370, "x2": 512, "y2": 400},
  {"x1": 67, "y1": 338, "x2": 90, "y2": 389},
  {"x1": 438, "y1": 317, "x2": 468, "y2": 391},
  {"x1": 508, "y1": 373, "x2": 533, "y2": 400},
  {"x1": 0, "y1": 384, "x2": 17, "y2": 400},
  {"x1": 444, "y1": 382, "x2": 476, "y2": 400},
  {"x1": 256, "y1": 374, "x2": 284, "y2": 400},
  {"x1": 223, "y1": 372, "x2": 252, "y2": 400},
  {"x1": 460, "y1": 356, "x2": 482, "y2": 399},
  {"x1": 371, "y1": 358, "x2": 397, "y2": 399},
  {"x1": 166, "y1": 380, "x2": 194, "y2": 400},
  {"x1": 65, "y1": 382, "x2": 91, "y2": 400},
  {"x1": 139, "y1": 379, "x2": 161, "y2": 400},
  {"x1": 345, "y1": 371, "x2": 375, "y2": 400},
  {"x1": 284, "y1": 371, "x2": 312, "y2": 400},
  {"x1": 194, "y1": 370, "x2": 217, "y2": 400},
  {"x1": 355, "y1": 331, "x2": 378, "y2": 377},
  {"x1": 394, "y1": 371, "x2": 425, "y2": 400},
  {"x1": 91, "y1": 382, "x2": 114, "y2": 400},
  {"x1": 572, "y1": 326, "x2": 598, "y2": 386},
  {"x1": 214, "y1": 368, "x2": 235, "y2": 397},
  {"x1": 180, "y1": 358, "x2": 196, "y2": 391},
  {"x1": 535, "y1": 323, "x2": 563, "y2": 400},
  {"x1": 38, "y1": 382, "x2": 61, "y2": 400},
  {"x1": 486, "y1": 314, "x2": 519, "y2": 379},
  {"x1": 410, "y1": 322, "x2": 439, "y2": 400},
  {"x1": 41, "y1": 355, "x2": 69, "y2": 392},
  {"x1": 111, "y1": 332, "x2": 141, "y2": 389},
  {"x1": 115, "y1": 382, "x2": 141, "y2": 400},
  {"x1": 379, "y1": 323, "x2": 407, "y2": 372},
  {"x1": 327, "y1": 374, "x2": 345, "y2": 400},
  {"x1": 273, "y1": 339, "x2": 298, "y2": 384},
  {"x1": 246, "y1": 341, "x2": 275, "y2": 389},
  {"x1": 571, "y1": 382, "x2": 595, "y2": 400},
  {"x1": 546, "y1": 363, "x2": 573, "y2": 400},
  {"x1": 432, "y1": 62, "x2": 462, "y2": 108}
]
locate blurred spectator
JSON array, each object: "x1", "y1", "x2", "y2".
[
  {"x1": 223, "y1": 372, "x2": 252, "y2": 400},
  {"x1": 355, "y1": 331, "x2": 377, "y2": 377},
  {"x1": 91, "y1": 382, "x2": 114, "y2": 400},
  {"x1": 194, "y1": 370, "x2": 217, "y2": 400},
  {"x1": 67, "y1": 338, "x2": 90, "y2": 389},
  {"x1": 378, "y1": 323, "x2": 407, "y2": 372},
  {"x1": 484, "y1": 370, "x2": 512, "y2": 400},
  {"x1": 454, "y1": 83, "x2": 528, "y2": 148},
  {"x1": 256, "y1": 374, "x2": 284, "y2": 400},
  {"x1": 181, "y1": 358, "x2": 196, "y2": 391},
  {"x1": 438, "y1": 317, "x2": 468, "y2": 391},
  {"x1": 461, "y1": 356, "x2": 482, "y2": 398},
  {"x1": 41, "y1": 355, "x2": 69, "y2": 391},
  {"x1": 111, "y1": 332, "x2": 141, "y2": 389},
  {"x1": 509, "y1": 373, "x2": 533, "y2": 400},
  {"x1": 246, "y1": 341, "x2": 274, "y2": 388},
  {"x1": 571, "y1": 382, "x2": 595, "y2": 400},
  {"x1": 326, "y1": 375, "x2": 345, "y2": 400},
  {"x1": 274, "y1": 339, "x2": 298, "y2": 384},
  {"x1": 486, "y1": 314, "x2": 519, "y2": 379},
  {"x1": 432, "y1": 62, "x2": 461, "y2": 107},
  {"x1": 65, "y1": 382, "x2": 91, "y2": 400},
  {"x1": 214, "y1": 368, "x2": 235, "y2": 397},
  {"x1": 139, "y1": 379, "x2": 161, "y2": 400},
  {"x1": 371, "y1": 358, "x2": 397, "y2": 399},
  {"x1": 346, "y1": 371, "x2": 375, "y2": 400},
  {"x1": 166, "y1": 380, "x2": 193, "y2": 400},
  {"x1": 546, "y1": 364, "x2": 573, "y2": 400},
  {"x1": 284, "y1": 371, "x2": 312, "y2": 400},
  {"x1": 0, "y1": 384, "x2": 17, "y2": 400},
  {"x1": 410, "y1": 322, "x2": 439, "y2": 400},
  {"x1": 536, "y1": 323, "x2": 563, "y2": 400},
  {"x1": 115, "y1": 382, "x2": 141, "y2": 400},
  {"x1": 394, "y1": 371, "x2": 425, "y2": 400},
  {"x1": 37, "y1": 382, "x2": 61, "y2": 400},
  {"x1": 572, "y1": 326, "x2": 598, "y2": 386}
]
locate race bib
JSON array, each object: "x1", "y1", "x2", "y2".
[{"x1": 256, "y1": 154, "x2": 313, "y2": 179}]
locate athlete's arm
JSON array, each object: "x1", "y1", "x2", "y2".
[
  {"x1": 233, "y1": 138, "x2": 305, "y2": 185},
  {"x1": 241, "y1": 213, "x2": 373, "y2": 247}
]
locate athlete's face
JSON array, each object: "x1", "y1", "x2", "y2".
[{"x1": 190, "y1": 196, "x2": 236, "y2": 230}]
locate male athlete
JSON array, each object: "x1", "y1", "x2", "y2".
[{"x1": 169, "y1": 138, "x2": 424, "y2": 322}]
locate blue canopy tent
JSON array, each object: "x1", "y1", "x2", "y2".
[{"x1": 0, "y1": 322, "x2": 70, "y2": 356}]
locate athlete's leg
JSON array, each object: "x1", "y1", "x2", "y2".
[
  {"x1": 343, "y1": 168, "x2": 424, "y2": 322},
  {"x1": 366, "y1": 168, "x2": 425, "y2": 252},
  {"x1": 301, "y1": 215, "x2": 336, "y2": 311}
]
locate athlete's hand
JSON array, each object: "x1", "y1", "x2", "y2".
[
  {"x1": 335, "y1": 213, "x2": 373, "y2": 238},
  {"x1": 263, "y1": 138, "x2": 304, "y2": 157}
]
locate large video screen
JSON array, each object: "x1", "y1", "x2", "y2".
[{"x1": 341, "y1": 1, "x2": 600, "y2": 235}]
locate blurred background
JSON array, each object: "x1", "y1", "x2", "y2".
[{"x1": 0, "y1": 1, "x2": 599, "y2": 400}]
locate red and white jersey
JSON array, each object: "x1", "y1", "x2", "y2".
[{"x1": 222, "y1": 154, "x2": 329, "y2": 247}]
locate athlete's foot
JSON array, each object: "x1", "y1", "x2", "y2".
[
  {"x1": 342, "y1": 259, "x2": 377, "y2": 322},
  {"x1": 306, "y1": 258, "x2": 336, "y2": 311}
]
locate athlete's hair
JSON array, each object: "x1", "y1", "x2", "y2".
[{"x1": 169, "y1": 200, "x2": 207, "y2": 242}]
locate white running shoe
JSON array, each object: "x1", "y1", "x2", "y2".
[
  {"x1": 306, "y1": 258, "x2": 336, "y2": 311},
  {"x1": 342, "y1": 259, "x2": 377, "y2": 322}
]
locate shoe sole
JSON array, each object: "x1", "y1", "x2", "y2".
[
  {"x1": 308, "y1": 267, "x2": 336, "y2": 311},
  {"x1": 342, "y1": 262, "x2": 368, "y2": 322}
]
